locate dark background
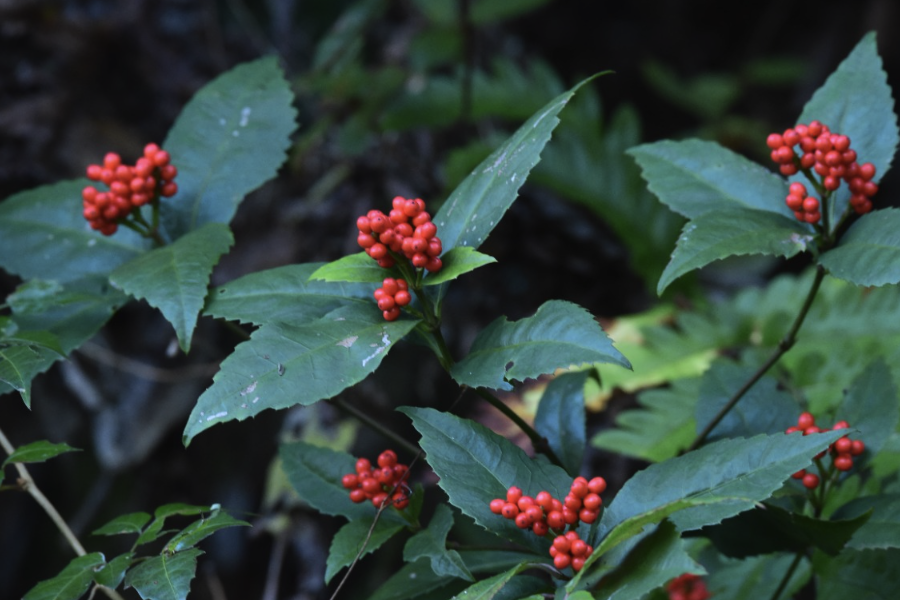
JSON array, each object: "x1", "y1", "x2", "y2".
[{"x1": 1, "y1": 1, "x2": 898, "y2": 598}]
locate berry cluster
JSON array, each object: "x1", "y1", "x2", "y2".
[
  {"x1": 341, "y1": 450, "x2": 410, "y2": 510},
  {"x1": 767, "y1": 121, "x2": 878, "y2": 222},
  {"x1": 666, "y1": 573, "x2": 711, "y2": 600},
  {"x1": 489, "y1": 476, "x2": 606, "y2": 573},
  {"x1": 787, "y1": 412, "x2": 866, "y2": 489},
  {"x1": 356, "y1": 197, "x2": 443, "y2": 273},
  {"x1": 82, "y1": 143, "x2": 178, "y2": 235},
  {"x1": 549, "y1": 531, "x2": 594, "y2": 572},
  {"x1": 374, "y1": 278, "x2": 411, "y2": 322}
]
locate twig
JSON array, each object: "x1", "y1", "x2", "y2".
[{"x1": 768, "y1": 551, "x2": 804, "y2": 600}]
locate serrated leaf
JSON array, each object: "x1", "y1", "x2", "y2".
[
  {"x1": 125, "y1": 548, "x2": 203, "y2": 600},
  {"x1": 837, "y1": 359, "x2": 899, "y2": 457},
  {"x1": 110, "y1": 222, "x2": 233, "y2": 353},
  {"x1": 93, "y1": 552, "x2": 134, "y2": 589},
  {"x1": 819, "y1": 209, "x2": 900, "y2": 286},
  {"x1": 204, "y1": 263, "x2": 372, "y2": 325},
  {"x1": 161, "y1": 57, "x2": 298, "y2": 239},
  {"x1": 658, "y1": 208, "x2": 810, "y2": 294},
  {"x1": 703, "y1": 503, "x2": 872, "y2": 558},
  {"x1": 92, "y1": 512, "x2": 152, "y2": 536},
  {"x1": 592, "y1": 378, "x2": 699, "y2": 462},
  {"x1": 135, "y1": 504, "x2": 213, "y2": 547},
  {"x1": 534, "y1": 371, "x2": 589, "y2": 476},
  {"x1": 798, "y1": 32, "x2": 898, "y2": 184},
  {"x1": 599, "y1": 431, "x2": 845, "y2": 537},
  {"x1": 832, "y1": 494, "x2": 900, "y2": 550},
  {"x1": 23, "y1": 552, "x2": 106, "y2": 600},
  {"x1": 400, "y1": 406, "x2": 572, "y2": 551},
  {"x1": 165, "y1": 509, "x2": 250, "y2": 553},
  {"x1": 433, "y1": 78, "x2": 598, "y2": 253},
  {"x1": 0, "y1": 180, "x2": 149, "y2": 283},
  {"x1": 404, "y1": 504, "x2": 473, "y2": 581},
  {"x1": 307, "y1": 253, "x2": 389, "y2": 284},
  {"x1": 183, "y1": 304, "x2": 418, "y2": 443},
  {"x1": 1, "y1": 330, "x2": 64, "y2": 355},
  {"x1": 325, "y1": 517, "x2": 405, "y2": 584},
  {"x1": 0, "y1": 344, "x2": 58, "y2": 407},
  {"x1": 3, "y1": 440, "x2": 80, "y2": 468},
  {"x1": 421, "y1": 247, "x2": 497, "y2": 285},
  {"x1": 449, "y1": 563, "x2": 534, "y2": 600},
  {"x1": 695, "y1": 360, "x2": 801, "y2": 442},
  {"x1": 816, "y1": 548, "x2": 900, "y2": 600},
  {"x1": 627, "y1": 139, "x2": 793, "y2": 220},
  {"x1": 450, "y1": 300, "x2": 630, "y2": 391}
]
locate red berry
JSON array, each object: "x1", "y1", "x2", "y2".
[
  {"x1": 780, "y1": 163, "x2": 798, "y2": 176},
  {"x1": 86, "y1": 164, "x2": 103, "y2": 180},
  {"x1": 490, "y1": 499, "x2": 505, "y2": 514},
  {"x1": 834, "y1": 437, "x2": 852, "y2": 454},
  {"x1": 425, "y1": 257, "x2": 443, "y2": 272},
  {"x1": 802, "y1": 473, "x2": 820, "y2": 489},
  {"x1": 383, "y1": 307, "x2": 401, "y2": 321},
  {"x1": 791, "y1": 469, "x2": 806, "y2": 479},
  {"x1": 535, "y1": 491, "x2": 553, "y2": 510},
  {"x1": 850, "y1": 440, "x2": 866, "y2": 456},
  {"x1": 570, "y1": 479, "x2": 588, "y2": 498},
  {"x1": 394, "y1": 290, "x2": 411, "y2": 306},
  {"x1": 501, "y1": 503, "x2": 519, "y2": 519},
  {"x1": 782, "y1": 129, "x2": 800, "y2": 147},
  {"x1": 579, "y1": 508, "x2": 598, "y2": 524},
  {"x1": 378, "y1": 450, "x2": 397, "y2": 468},
  {"x1": 562, "y1": 506, "x2": 579, "y2": 525},
  {"x1": 802, "y1": 197, "x2": 819, "y2": 212},
  {"x1": 349, "y1": 488, "x2": 367, "y2": 503},
  {"x1": 553, "y1": 535, "x2": 571, "y2": 553},
  {"x1": 797, "y1": 412, "x2": 815, "y2": 429},
  {"x1": 515, "y1": 512, "x2": 533, "y2": 529},
  {"x1": 367, "y1": 243, "x2": 388, "y2": 260},
  {"x1": 570, "y1": 540, "x2": 588, "y2": 557},
  {"x1": 766, "y1": 133, "x2": 784, "y2": 149},
  {"x1": 517, "y1": 496, "x2": 535, "y2": 511},
  {"x1": 571, "y1": 557, "x2": 586, "y2": 572},
  {"x1": 356, "y1": 458, "x2": 371, "y2": 473},
  {"x1": 377, "y1": 296, "x2": 395, "y2": 311},
  {"x1": 341, "y1": 473, "x2": 358, "y2": 489},
  {"x1": 392, "y1": 491, "x2": 409, "y2": 510},
  {"x1": 553, "y1": 553, "x2": 571, "y2": 570},
  {"x1": 371, "y1": 492, "x2": 389, "y2": 508},
  {"x1": 357, "y1": 216, "x2": 371, "y2": 233},
  {"x1": 161, "y1": 182, "x2": 178, "y2": 197},
  {"x1": 547, "y1": 510, "x2": 565, "y2": 530},
  {"x1": 860, "y1": 162, "x2": 876, "y2": 180},
  {"x1": 532, "y1": 521, "x2": 549, "y2": 536},
  {"x1": 506, "y1": 486, "x2": 523, "y2": 504},
  {"x1": 834, "y1": 454, "x2": 854, "y2": 471},
  {"x1": 582, "y1": 493, "x2": 602, "y2": 511}
]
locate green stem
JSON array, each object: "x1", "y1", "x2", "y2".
[
  {"x1": 688, "y1": 266, "x2": 827, "y2": 451},
  {"x1": 768, "y1": 551, "x2": 803, "y2": 600},
  {"x1": 332, "y1": 398, "x2": 421, "y2": 458}
]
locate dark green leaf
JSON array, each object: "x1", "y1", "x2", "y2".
[
  {"x1": 134, "y1": 504, "x2": 213, "y2": 547},
  {"x1": 627, "y1": 139, "x2": 793, "y2": 219},
  {"x1": 165, "y1": 508, "x2": 250, "y2": 553},
  {"x1": 3, "y1": 440, "x2": 80, "y2": 468},
  {"x1": 0, "y1": 180, "x2": 149, "y2": 283},
  {"x1": 0, "y1": 344, "x2": 58, "y2": 407},
  {"x1": 658, "y1": 208, "x2": 810, "y2": 294},
  {"x1": 125, "y1": 548, "x2": 203, "y2": 600},
  {"x1": 183, "y1": 304, "x2": 418, "y2": 443},
  {"x1": 204, "y1": 263, "x2": 372, "y2": 325},
  {"x1": 92, "y1": 512, "x2": 152, "y2": 536},
  {"x1": 93, "y1": 553, "x2": 134, "y2": 589},
  {"x1": 404, "y1": 504, "x2": 473, "y2": 581},
  {"x1": 819, "y1": 209, "x2": 900, "y2": 286},
  {"x1": 798, "y1": 32, "x2": 898, "y2": 186},
  {"x1": 695, "y1": 360, "x2": 800, "y2": 441},
  {"x1": 592, "y1": 378, "x2": 699, "y2": 462},
  {"x1": 837, "y1": 358, "x2": 899, "y2": 457},
  {"x1": 110, "y1": 222, "x2": 234, "y2": 352},
  {"x1": 23, "y1": 552, "x2": 106, "y2": 600},
  {"x1": 367, "y1": 558, "x2": 466, "y2": 600},
  {"x1": 449, "y1": 563, "x2": 534, "y2": 600},
  {"x1": 534, "y1": 371, "x2": 589, "y2": 476},
  {"x1": 832, "y1": 494, "x2": 900, "y2": 550},
  {"x1": 816, "y1": 549, "x2": 900, "y2": 600},
  {"x1": 707, "y1": 552, "x2": 810, "y2": 600},
  {"x1": 400, "y1": 406, "x2": 571, "y2": 552},
  {"x1": 161, "y1": 57, "x2": 298, "y2": 239},
  {"x1": 421, "y1": 247, "x2": 497, "y2": 286},
  {"x1": 458, "y1": 550, "x2": 545, "y2": 575},
  {"x1": 450, "y1": 300, "x2": 630, "y2": 391},
  {"x1": 703, "y1": 503, "x2": 872, "y2": 558},
  {"x1": 326, "y1": 517, "x2": 405, "y2": 584},
  {"x1": 0, "y1": 330, "x2": 63, "y2": 355},
  {"x1": 307, "y1": 253, "x2": 389, "y2": 284}
]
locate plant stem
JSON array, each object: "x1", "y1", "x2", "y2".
[
  {"x1": 688, "y1": 266, "x2": 827, "y2": 451},
  {"x1": 0, "y1": 426, "x2": 126, "y2": 600},
  {"x1": 332, "y1": 398, "x2": 421, "y2": 457},
  {"x1": 768, "y1": 551, "x2": 804, "y2": 600}
]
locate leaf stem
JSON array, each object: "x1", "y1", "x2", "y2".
[
  {"x1": 332, "y1": 398, "x2": 421, "y2": 458},
  {"x1": 768, "y1": 551, "x2": 803, "y2": 600},
  {"x1": 0, "y1": 426, "x2": 126, "y2": 600},
  {"x1": 688, "y1": 266, "x2": 827, "y2": 451}
]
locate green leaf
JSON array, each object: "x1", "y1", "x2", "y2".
[
  {"x1": 421, "y1": 247, "x2": 497, "y2": 285},
  {"x1": 165, "y1": 508, "x2": 250, "y2": 553},
  {"x1": 205, "y1": 263, "x2": 372, "y2": 325},
  {"x1": 658, "y1": 208, "x2": 810, "y2": 294},
  {"x1": 92, "y1": 512, "x2": 152, "y2": 536},
  {"x1": 599, "y1": 430, "x2": 845, "y2": 536},
  {"x1": 93, "y1": 553, "x2": 135, "y2": 589},
  {"x1": 703, "y1": 503, "x2": 872, "y2": 558},
  {"x1": 124, "y1": 548, "x2": 203, "y2": 600},
  {"x1": 534, "y1": 371, "x2": 589, "y2": 476},
  {"x1": 183, "y1": 304, "x2": 418, "y2": 443},
  {"x1": 707, "y1": 552, "x2": 810, "y2": 600},
  {"x1": 450, "y1": 300, "x2": 630, "y2": 391},
  {"x1": 0, "y1": 330, "x2": 64, "y2": 356},
  {"x1": 449, "y1": 563, "x2": 534, "y2": 600},
  {"x1": 798, "y1": 32, "x2": 898, "y2": 184},
  {"x1": 3, "y1": 441, "x2": 80, "y2": 468},
  {"x1": 404, "y1": 504, "x2": 473, "y2": 581},
  {"x1": 627, "y1": 139, "x2": 793, "y2": 219},
  {"x1": 367, "y1": 558, "x2": 467, "y2": 600},
  {"x1": 695, "y1": 360, "x2": 800, "y2": 441},
  {"x1": 832, "y1": 494, "x2": 900, "y2": 550},
  {"x1": 819, "y1": 209, "x2": 900, "y2": 286},
  {"x1": 134, "y1": 504, "x2": 213, "y2": 547},
  {"x1": 161, "y1": 57, "x2": 298, "y2": 239},
  {"x1": 399, "y1": 406, "x2": 571, "y2": 551},
  {"x1": 837, "y1": 358, "x2": 899, "y2": 457},
  {"x1": 110, "y1": 222, "x2": 234, "y2": 352},
  {"x1": 816, "y1": 549, "x2": 900, "y2": 600},
  {"x1": 307, "y1": 253, "x2": 389, "y2": 284},
  {"x1": 0, "y1": 180, "x2": 149, "y2": 283},
  {"x1": 23, "y1": 552, "x2": 106, "y2": 600},
  {"x1": 0, "y1": 344, "x2": 58, "y2": 407},
  {"x1": 592, "y1": 378, "x2": 699, "y2": 462},
  {"x1": 326, "y1": 517, "x2": 405, "y2": 584},
  {"x1": 433, "y1": 78, "x2": 598, "y2": 253}
]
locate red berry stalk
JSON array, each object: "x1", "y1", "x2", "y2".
[
  {"x1": 82, "y1": 143, "x2": 178, "y2": 243},
  {"x1": 341, "y1": 449, "x2": 411, "y2": 510},
  {"x1": 667, "y1": 573, "x2": 711, "y2": 600}
]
